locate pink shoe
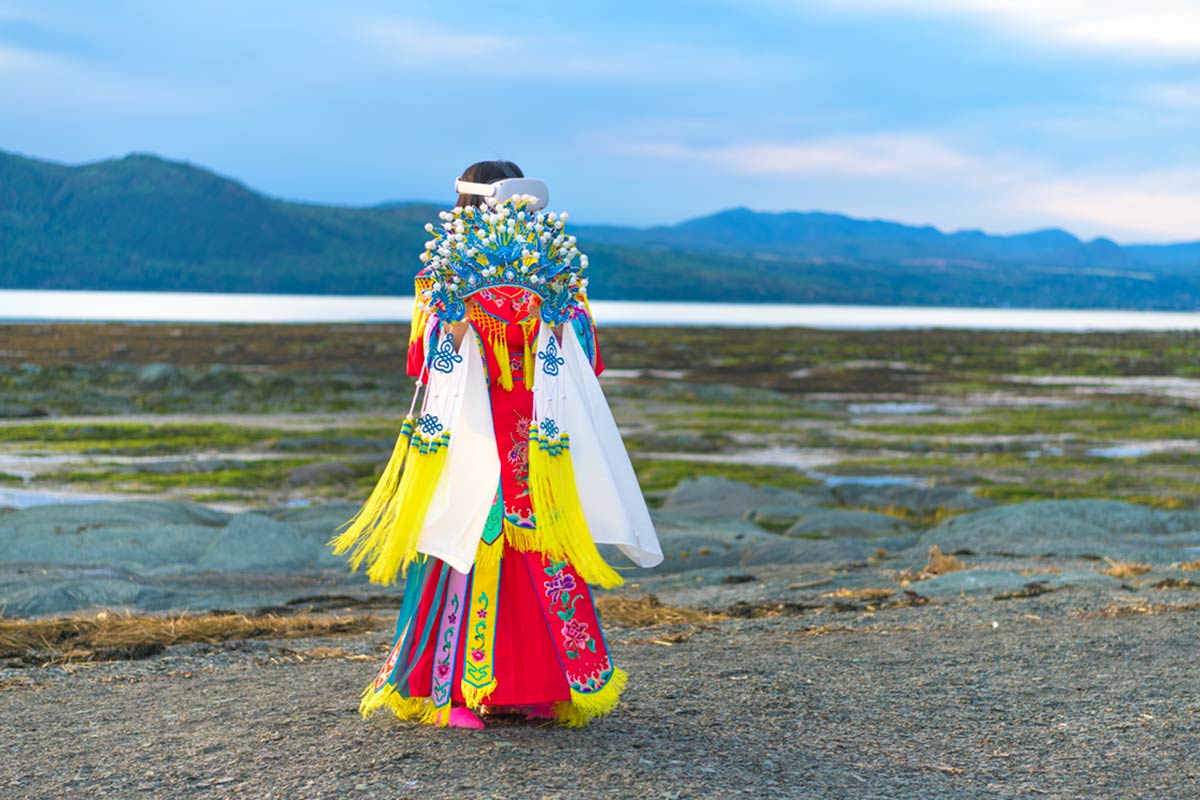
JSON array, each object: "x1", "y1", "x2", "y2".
[
  {"x1": 448, "y1": 707, "x2": 485, "y2": 730},
  {"x1": 524, "y1": 702, "x2": 557, "y2": 720}
]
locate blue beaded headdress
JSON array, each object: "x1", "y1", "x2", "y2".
[{"x1": 419, "y1": 194, "x2": 588, "y2": 324}]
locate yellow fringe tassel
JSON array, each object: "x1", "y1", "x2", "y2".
[
  {"x1": 327, "y1": 417, "x2": 414, "y2": 570},
  {"x1": 521, "y1": 317, "x2": 539, "y2": 391},
  {"x1": 527, "y1": 425, "x2": 623, "y2": 589},
  {"x1": 491, "y1": 335, "x2": 514, "y2": 391},
  {"x1": 365, "y1": 430, "x2": 451, "y2": 585},
  {"x1": 461, "y1": 681, "x2": 497, "y2": 712},
  {"x1": 408, "y1": 298, "x2": 428, "y2": 346},
  {"x1": 358, "y1": 680, "x2": 431, "y2": 720},
  {"x1": 553, "y1": 667, "x2": 628, "y2": 728},
  {"x1": 501, "y1": 519, "x2": 541, "y2": 552},
  {"x1": 357, "y1": 669, "x2": 627, "y2": 729},
  {"x1": 420, "y1": 703, "x2": 452, "y2": 727},
  {"x1": 328, "y1": 424, "x2": 452, "y2": 586}
]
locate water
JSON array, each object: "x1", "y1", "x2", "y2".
[
  {"x1": 847, "y1": 402, "x2": 940, "y2": 415},
  {"x1": 0, "y1": 487, "x2": 118, "y2": 509},
  {"x1": 1087, "y1": 445, "x2": 1151, "y2": 459},
  {"x1": 805, "y1": 471, "x2": 928, "y2": 487},
  {"x1": 6, "y1": 289, "x2": 1200, "y2": 329}
]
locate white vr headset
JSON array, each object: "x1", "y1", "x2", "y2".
[{"x1": 454, "y1": 176, "x2": 549, "y2": 211}]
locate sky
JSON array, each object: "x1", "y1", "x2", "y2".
[{"x1": 1, "y1": 0, "x2": 1199, "y2": 242}]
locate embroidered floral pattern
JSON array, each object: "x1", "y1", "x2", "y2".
[
  {"x1": 542, "y1": 560, "x2": 597, "y2": 660},
  {"x1": 507, "y1": 411, "x2": 531, "y2": 492},
  {"x1": 561, "y1": 618, "x2": 590, "y2": 652},
  {"x1": 543, "y1": 570, "x2": 576, "y2": 605},
  {"x1": 431, "y1": 573, "x2": 468, "y2": 708}
]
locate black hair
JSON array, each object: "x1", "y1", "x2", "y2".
[{"x1": 455, "y1": 160, "x2": 524, "y2": 209}]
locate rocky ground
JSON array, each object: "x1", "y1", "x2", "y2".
[
  {"x1": 2, "y1": 577, "x2": 1198, "y2": 798},
  {"x1": 3, "y1": 323, "x2": 1200, "y2": 798},
  {"x1": 4, "y1": 478, "x2": 1200, "y2": 798}
]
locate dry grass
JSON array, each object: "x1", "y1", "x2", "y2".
[
  {"x1": 1176, "y1": 560, "x2": 1200, "y2": 572},
  {"x1": 1148, "y1": 578, "x2": 1200, "y2": 591},
  {"x1": 595, "y1": 594, "x2": 726, "y2": 627},
  {"x1": 1096, "y1": 558, "x2": 1152, "y2": 579},
  {"x1": 923, "y1": 545, "x2": 967, "y2": 576},
  {"x1": 821, "y1": 587, "x2": 896, "y2": 602},
  {"x1": 1020, "y1": 568, "x2": 1063, "y2": 576},
  {"x1": 928, "y1": 507, "x2": 967, "y2": 526},
  {"x1": 1075, "y1": 599, "x2": 1200, "y2": 619},
  {"x1": 850, "y1": 504, "x2": 963, "y2": 527},
  {"x1": 0, "y1": 609, "x2": 378, "y2": 665},
  {"x1": 894, "y1": 545, "x2": 970, "y2": 584},
  {"x1": 851, "y1": 503, "x2": 916, "y2": 522}
]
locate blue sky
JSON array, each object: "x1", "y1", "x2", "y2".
[{"x1": 1, "y1": 0, "x2": 1198, "y2": 242}]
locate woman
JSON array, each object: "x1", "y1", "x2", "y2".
[{"x1": 329, "y1": 160, "x2": 662, "y2": 729}]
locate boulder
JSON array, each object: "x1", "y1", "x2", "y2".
[
  {"x1": 832, "y1": 483, "x2": 994, "y2": 514},
  {"x1": 917, "y1": 499, "x2": 1200, "y2": 563},
  {"x1": 784, "y1": 509, "x2": 909, "y2": 539},
  {"x1": 660, "y1": 476, "x2": 829, "y2": 519},
  {"x1": 746, "y1": 503, "x2": 828, "y2": 528},
  {"x1": 136, "y1": 362, "x2": 184, "y2": 388},
  {"x1": 198, "y1": 513, "x2": 318, "y2": 572}
]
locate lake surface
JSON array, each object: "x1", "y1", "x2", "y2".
[{"x1": 4, "y1": 289, "x2": 1200, "y2": 330}]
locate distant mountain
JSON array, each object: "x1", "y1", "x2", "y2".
[
  {"x1": 582, "y1": 207, "x2": 1140, "y2": 270},
  {"x1": 3, "y1": 149, "x2": 1200, "y2": 309}
]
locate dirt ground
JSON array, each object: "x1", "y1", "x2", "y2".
[{"x1": 3, "y1": 591, "x2": 1198, "y2": 800}]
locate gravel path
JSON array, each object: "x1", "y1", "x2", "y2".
[{"x1": 3, "y1": 592, "x2": 1199, "y2": 799}]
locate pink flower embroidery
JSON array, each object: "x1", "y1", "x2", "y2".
[
  {"x1": 562, "y1": 619, "x2": 590, "y2": 651},
  {"x1": 435, "y1": 662, "x2": 451, "y2": 680},
  {"x1": 471, "y1": 648, "x2": 485, "y2": 662}
]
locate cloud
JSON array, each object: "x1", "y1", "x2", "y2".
[
  {"x1": 625, "y1": 129, "x2": 1200, "y2": 240},
  {"x1": 829, "y1": 1, "x2": 1200, "y2": 58},
  {"x1": 1025, "y1": 173, "x2": 1200, "y2": 242},
  {"x1": 351, "y1": 14, "x2": 773, "y2": 82},
  {"x1": 627, "y1": 134, "x2": 981, "y2": 178},
  {"x1": 0, "y1": 40, "x2": 207, "y2": 115},
  {"x1": 1140, "y1": 80, "x2": 1200, "y2": 110},
  {"x1": 357, "y1": 18, "x2": 513, "y2": 62}
]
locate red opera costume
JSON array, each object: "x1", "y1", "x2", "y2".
[{"x1": 329, "y1": 194, "x2": 661, "y2": 727}]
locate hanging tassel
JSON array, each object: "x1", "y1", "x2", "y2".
[
  {"x1": 420, "y1": 703, "x2": 452, "y2": 727},
  {"x1": 409, "y1": 297, "x2": 429, "y2": 346},
  {"x1": 491, "y1": 334, "x2": 514, "y2": 391},
  {"x1": 359, "y1": 682, "x2": 432, "y2": 720},
  {"x1": 327, "y1": 416, "x2": 415, "y2": 569},
  {"x1": 521, "y1": 318, "x2": 538, "y2": 391},
  {"x1": 502, "y1": 519, "x2": 541, "y2": 552},
  {"x1": 365, "y1": 429, "x2": 452, "y2": 585},
  {"x1": 553, "y1": 667, "x2": 628, "y2": 728},
  {"x1": 527, "y1": 423, "x2": 623, "y2": 589}
]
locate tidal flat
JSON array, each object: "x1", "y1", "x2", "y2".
[
  {"x1": 4, "y1": 322, "x2": 1200, "y2": 799},
  {"x1": 1, "y1": 322, "x2": 1197, "y2": 510}
]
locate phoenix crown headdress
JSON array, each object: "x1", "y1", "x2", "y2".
[{"x1": 419, "y1": 194, "x2": 589, "y2": 324}]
